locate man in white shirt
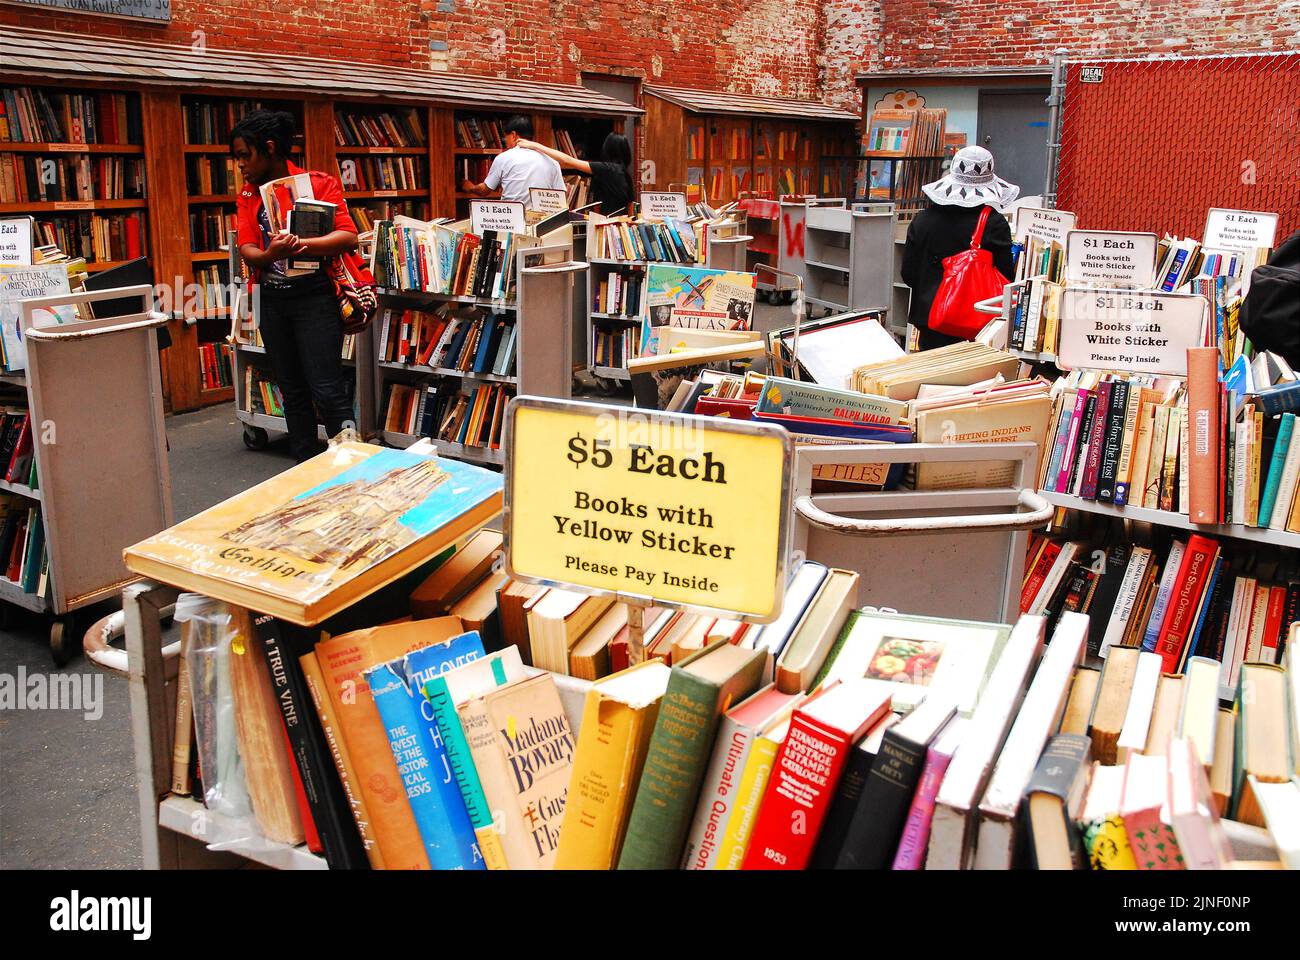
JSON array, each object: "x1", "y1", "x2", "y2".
[{"x1": 460, "y1": 115, "x2": 564, "y2": 205}]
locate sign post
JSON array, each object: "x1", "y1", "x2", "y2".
[{"x1": 504, "y1": 396, "x2": 793, "y2": 665}]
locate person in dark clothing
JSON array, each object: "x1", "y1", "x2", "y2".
[
  {"x1": 900, "y1": 145, "x2": 1020, "y2": 351},
  {"x1": 232, "y1": 109, "x2": 359, "y2": 462},
  {"x1": 515, "y1": 132, "x2": 635, "y2": 214},
  {"x1": 1238, "y1": 230, "x2": 1300, "y2": 369}
]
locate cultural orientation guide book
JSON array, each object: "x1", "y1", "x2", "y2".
[{"x1": 124, "y1": 442, "x2": 504, "y2": 625}]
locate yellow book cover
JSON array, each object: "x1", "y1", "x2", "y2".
[
  {"x1": 1249, "y1": 409, "x2": 1263, "y2": 527},
  {"x1": 714, "y1": 721, "x2": 786, "y2": 869},
  {"x1": 915, "y1": 395, "x2": 1054, "y2": 491},
  {"x1": 123, "y1": 442, "x2": 503, "y2": 626},
  {"x1": 1085, "y1": 814, "x2": 1139, "y2": 870},
  {"x1": 555, "y1": 661, "x2": 671, "y2": 869}
]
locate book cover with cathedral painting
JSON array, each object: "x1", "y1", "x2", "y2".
[{"x1": 124, "y1": 442, "x2": 503, "y2": 625}]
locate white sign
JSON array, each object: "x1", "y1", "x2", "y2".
[
  {"x1": 471, "y1": 200, "x2": 526, "y2": 234},
  {"x1": 529, "y1": 188, "x2": 568, "y2": 215},
  {"x1": 641, "y1": 192, "x2": 688, "y2": 219},
  {"x1": 1065, "y1": 230, "x2": 1159, "y2": 288},
  {"x1": 1203, "y1": 208, "x2": 1278, "y2": 251},
  {"x1": 1015, "y1": 207, "x2": 1076, "y2": 245},
  {"x1": 0, "y1": 218, "x2": 33, "y2": 266},
  {"x1": 1081, "y1": 66, "x2": 1105, "y2": 83},
  {"x1": 1057, "y1": 288, "x2": 1208, "y2": 377}
]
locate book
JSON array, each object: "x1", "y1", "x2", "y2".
[
  {"x1": 1021, "y1": 733, "x2": 1093, "y2": 869},
  {"x1": 1078, "y1": 763, "x2": 1138, "y2": 870},
  {"x1": 973, "y1": 611, "x2": 1087, "y2": 869},
  {"x1": 746, "y1": 560, "x2": 828, "y2": 677},
  {"x1": 743, "y1": 678, "x2": 894, "y2": 870},
  {"x1": 1059, "y1": 665, "x2": 1101, "y2": 736},
  {"x1": 422, "y1": 646, "x2": 528, "y2": 871},
  {"x1": 556, "y1": 660, "x2": 672, "y2": 870},
  {"x1": 567, "y1": 603, "x2": 629, "y2": 681},
  {"x1": 1186, "y1": 347, "x2": 1222, "y2": 523},
  {"x1": 1167, "y1": 736, "x2": 1234, "y2": 869},
  {"x1": 1247, "y1": 778, "x2": 1300, "y2": 869},
  {"x1": 891, "y1": 717, "x2": 967, "y2": 870},
  {"x1": 617, "y1": 641, "x2": 766, "y2": 869},
  {"x1": 1088, "y1": 645, "x2": 1141, "y2": 765},
  {"x1": 124, "y1": 443, "x2": 504, "y2": 626},
  {"x1": 409, "y1": 528, "x2": 502, "y2": 618},
  {"x1": 366, "y1": 631, "x2": 486, "y2": 870},
  {"x1": 314, "y1": 616, "x2": 470, "y2": 870},
  {"x1": 498, "y1": 580, "x2": 544, "y2": 665},
  {"x1": 299, "y1": 650, "x2": 384, "y2": 868},
  {"x1": 927, "y1": 615, "x2": 1046, "y2": 870},
  {"x1": 681, "y1": 683, "x2": 804, "y2": 870},
  {"x1": 834, "y1": 692, "x2": 958, "y2": 869},
  {"x1": 1231, "y1": 663, "x2": 1290, "y2": 827},
  {"x1": 457, "y1": 671, "x2": 575, "y2": 869},
  {"x1": 1142, "y1": 672, "x2": 1183, "y2": 757},
  {"x1": 252, "y1": 614, "x2": 369, "y2": 870},
  {"x1": 1178, "y1": 656, "x2": 1221, "y2": 768},
  {"x1": 1121, "y1": 752, "x2": 1185, "y2": 870},
  {"x1": 712, "y1": 712, "x2": 795, "y2": 870},
  {"x1": 773, "y1": 568, "x2": 859, "y2": 693},
  {"x1": 528, "y1": 588, "x2": 615, "y2": 674},
  {"x1": 1152, "y1": 535, "x2": 1220, "y2": 671},
  {"x1": 815, "y1": 610, "x2": 1012, "y2": 716},
  {"x1": 1114, "y1": 651, "x2": 1163, "y2": 763}
]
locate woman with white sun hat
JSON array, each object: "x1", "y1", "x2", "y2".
[{"x1": 901, "y1": 145, "x2": 1020, "y2": 350}]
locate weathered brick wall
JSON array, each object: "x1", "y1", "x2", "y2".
[
  {"x1": 824, "y1": 0, "x2": 1300, "y2": 108},
  {"x1": 0, "y1": 0, "x2": 824, "y2": 98}
]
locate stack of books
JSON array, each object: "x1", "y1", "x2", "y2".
[
  {"x1": 590, "y1": 215, "x2": 702, "y2": 263},
  {"x1": 2, "y1": 86, "x2": 141, "y2": 144},
  {"x1": 333, "y1": 108, "x2": 425, "y2": 149},
  {"x1": 371, "y1": 216, "x2": 530, "y2": 300},
  {"x1": 1040, "y1": 348, "x2": 1300, "y2": 530},
  {"x1": 198, "y1": 342, "x2": 234, "y2": 391},
  {"x1": 383, "y1": 379, "x2": 510, "y2": 451},
  {"x1": 0, "y1": 153, "x2": 146, "y2": 203},
  {"x1": 377, "y1": 306, "x2": 516, "y2": 377},
  {"x1": 340, "y1": 156, "x2": 425, "y2": 192},
  {"x1": 454, "y1": 116, "x2": 505, "y2": 149}
]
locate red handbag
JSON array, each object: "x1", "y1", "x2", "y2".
[{"x1": 927, "y1": 206, "x2": 1009, "y2": 340}]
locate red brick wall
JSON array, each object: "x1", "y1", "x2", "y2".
[
  {"x1": 0, "y1": 0, "x2": 824, "y2": 98},
  {"x1": 824, "y1": 0, "x2": 1300, "y2": 108}
]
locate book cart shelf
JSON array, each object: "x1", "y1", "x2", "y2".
[
  {"x1": 118, "y1": 440, "x2": 1051, "y2": 870},
  {"x1": 0, "y1": 25, "x2": 638, "y2": 416},
  {"x1": 373, "y1": 240, "x2": 585, "y2": 466},
  {"x1": 780, "y1": 200, "x2": 896, "y2": 321},
  {"x1": 640, "y1": 86, "x2": 860, "y2": 206},
  {"x1": 6, "y1": 286, "x2": 172, "y2": 664}
]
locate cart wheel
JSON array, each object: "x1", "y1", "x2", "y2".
[
  {"x1": 242, "y1": 426, "x2": 269, "y2": 450},
  {"x1": 50, "y1": 615, "x2": 76, "y2": 667}
]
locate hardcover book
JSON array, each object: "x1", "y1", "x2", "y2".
[
  {"x1": 617, "y1": 641, "x2": 766, "y2": 869},
  {"x1": 124, "y1": 443, "x2": 503, "y2": 626}
]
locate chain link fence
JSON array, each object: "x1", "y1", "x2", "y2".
[{"x1": 1053, "y1": 51, "x2": 1299, "y2": 239}]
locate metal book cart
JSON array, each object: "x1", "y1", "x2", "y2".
[
  {"x1": 8, "y1": 286, "x2": 173, "y2": 663},
  {"x1": 793, "y1": 442, "x2": 1053, "y2": 624},
  {"x1": 117, "y1": 573, "x2": 593, "y2": 870}
]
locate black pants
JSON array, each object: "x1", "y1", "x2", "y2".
[
  {"x1": 256, "y1": 275, "x2": 354, "y2": 462},
  {"x1": 916, "y1": 324, "x2": 966, "y2": 352}
]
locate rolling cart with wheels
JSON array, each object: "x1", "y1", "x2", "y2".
[{"x1": 12, "y1": 285, "x2": 173, "y2": 664}]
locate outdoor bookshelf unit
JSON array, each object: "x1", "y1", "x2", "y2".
[
  {"x1": 586, "y1": 257, "x2": 648, "y2": 388},
  {"x1": 641, "y1": 86, "x2": 859, "y2": 206},
  {"x1": 0, "y1": 25, "x2": 638, "y2": 415},
  {"x1": 374, "y1": 240, "x2": 583, "y2": 466},
  {"x1": 7, "y1": 285, "x2": 173, "y2": 664},
  {"x1": 784, "y1": 200, "x2": 896, "y2": 317}
]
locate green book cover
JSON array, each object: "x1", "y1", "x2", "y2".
[
  {"x1": 617, "y1": 641, "x2": 765, "y2": 870},
  {"x1": 426, "y1": 672, "x2": 498, "y2": 834}
]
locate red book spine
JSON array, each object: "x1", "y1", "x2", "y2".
[
  {"x1": 741, "y1": 713, "x2": 854, "y2": 870},
  {"x1": 125, "y1": 212, "x2": 141, "y2": 259},
  {"x1": 1154, "y1": 534, "x2": 1219, "y2": 671},
  {"x1": 1261, "y1": 585, "x2": 1286, "y2": 663},
  {"x1": 1020, "y1": 540, "x2": 1062, "y2": 613},
  {"x1": 1080, "y1": 381, "x2": 1113, "y2": 500},
  {"x1": 280, "y1": 718, "x2": 322, "y2": 855}
]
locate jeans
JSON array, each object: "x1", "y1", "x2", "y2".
[{"x1": 255, "y1": 275, "x2": 354, "y2": 462}]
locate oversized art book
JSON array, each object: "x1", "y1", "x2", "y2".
[
  {"x1": 124, "y1": 442, "x2": 503, "y2": 625},
  {"x1": 641, "y1": 264, "x2": 756, "y2": 355}
]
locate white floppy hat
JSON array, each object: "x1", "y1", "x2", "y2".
[{"x1": 922, "y1": 146, "x2": 1020, "y2": 210}]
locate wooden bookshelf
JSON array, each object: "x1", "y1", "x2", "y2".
[
  {"x1": 642, "y1": 86, "x2": 859, "y2": 205},
  {"x1": 2, "y1": 25, "x2": 639, "y2": 414}
]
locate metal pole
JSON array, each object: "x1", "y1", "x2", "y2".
[{"x1": 1044, "y1": 47, "x2": 1069, "y2": 210}]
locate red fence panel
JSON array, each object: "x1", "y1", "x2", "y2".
[{"x1": 1056, "y1": 53, "x2": 1300, "y2": 243}]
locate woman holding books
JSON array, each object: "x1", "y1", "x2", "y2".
[
  {"x1": 515, "y1": 133, "x2": 635, "y2": 214},
  {"x1": 901, "y1": 146, "x2": 1017, "y2": 351},
  {"x1": 231, "y1": 110, "x2": 359, "y2": 462}
]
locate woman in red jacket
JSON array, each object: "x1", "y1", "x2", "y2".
[{"x1": 231, "y1": 109, "x2": 358, "y2": 462}]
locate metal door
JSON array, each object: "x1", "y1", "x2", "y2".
[{"x1": 976, "y1": 90, "x2": 1051, "y2": 198}]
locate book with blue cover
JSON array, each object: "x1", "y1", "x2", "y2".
[{"x1": 367, "y1": 630, "x2": 487, "y2": 870}]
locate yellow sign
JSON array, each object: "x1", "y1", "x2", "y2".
[{"x1": 505, "y1": 398, "x2": 792, "y2": 621}]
